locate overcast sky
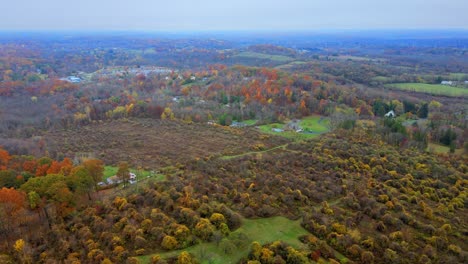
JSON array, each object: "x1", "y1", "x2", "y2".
[{"x1": 1, "y1": 0, "x2": 467, "y2": 31}]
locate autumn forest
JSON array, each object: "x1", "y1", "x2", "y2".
[{"x1": 0, "y1": 31, "x2": 467, "y2": 264}]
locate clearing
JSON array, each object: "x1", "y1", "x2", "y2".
[
  {"x1": 385, "y1": 83, "x2": 468, "y2": 97},
  {"x1": 103, "y1": 166, "x2": 152, "y2": 180},
  {"x1": 258, "y1": 115, "x2": 329, "y2": 140},
  {"x1": 427, "y1": 143, "x2": 464, "y2": 155},
  {"x1": 138, "y1": 216, "x2": 310, "y2": 264}
]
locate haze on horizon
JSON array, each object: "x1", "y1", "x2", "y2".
[{"x1": 1, "y1": 0, "x2": 467, "y2": 31}]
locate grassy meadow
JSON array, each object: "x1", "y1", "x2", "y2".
[
  {"x1": 258, "y1": 115, "x2": 329, "y2": 140},
  {"x1": 139, "y1": 216, "x2": 310, "y2": 264},
  {"x1": 385, "y1": 83, "x2": 468, "y2": 97}
]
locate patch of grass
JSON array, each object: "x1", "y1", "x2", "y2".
[
  {"x1": 448, "y1": 73, "x2": 468, "y2": 80},
  {"x1": 257, "y1": 115, "x2": 329, "y2": 140},
  {"x1": 300, "y1": 115, "x2": 329, "y2": 132},
  {"x1": 233, "y1": 52, "x2": 294, "y2": 63},
  {"x1": 242, "y1": 119, "x2": 258, "y2": 126},
  {"x1": 103, "y1": 166, "x2": 118, "y2": 180},
  {"x1": 385, "y1": 83, "x2": 468, "y2": 97},
  {"x1": 138, "y1": 216, "x2": 310, "y2": 264},
  {"x1": 402, "y1": 118, "x2": 429, "y2": 128},
  {"x1": 427, "y1": 143, "x2": 463, "y2": 155},
  {"x1": 428, "y1": 143, "x2": 450, "y2": 154},
  {"x1": 149, "y1": 173, "x2": 166, "y2": 182},
  {"x1": 258, "y1": 122, "x2": 284, "y2": 133},
  {"x1": 103, "y1": 166, "x2": 154, "y2": 181}
]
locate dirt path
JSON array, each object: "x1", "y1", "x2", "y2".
[{"x1": 220, "y1": 143, "x2": 289, "y2": 160}]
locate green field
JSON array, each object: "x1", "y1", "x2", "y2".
[
  {"x1": 427, "y1": 143, "x2": 450, "y2": 154},
  {"x1": 242, "y1": 119, "x2": 258, "y2": 126},
  {"x1": 138, "y1": 216, "x2": 310, "y2": 264},
  {"x1": 103, "y1": 166, "x2": 118, "y2": 180},
  {"x1": 233, "y1": 52, "x2": 294, "y2": 63},
  {"x1": 427, "y1": 143, "x2": 463, "y2": 155},
  {"x1": 385, "y1": 83, "x2": 468, "y2": 97},
  {"x1": 372, "y1": 76, "x2": 391, "y2": 83},
  {"x1": 103, "y1": 166, "x2": 155, "y2": 180},
  {"x1": 300, "y1": 116, "x2": 329, "y2": 132},
  {"x1": 258, "y1": 115, "x2": 329, "y2": 140},
  {"x1": 448, "y1": 73, "x2": 468, "y2": 80}
]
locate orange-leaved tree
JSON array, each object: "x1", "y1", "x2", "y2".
[{"x1": 0, "y1": 147, "x2": 12, "y2": 170}]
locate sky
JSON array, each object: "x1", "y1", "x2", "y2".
[{"x1": 1, "y1": 0, "x2": 467, "y2": 31}]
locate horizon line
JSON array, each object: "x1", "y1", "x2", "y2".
[{"x1": 1, "y1": 28, "x2": 468, "y2": 33}]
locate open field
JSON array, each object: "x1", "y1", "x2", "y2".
[
  {"x1": 138, "y1": 216, "x2": 310, "y2": 264},
  {"x1": 103, "y1": 166, "x2": 153, "y2": 180},
  {"x1": 372, "y1": 76, "x2": 391, "y2": 83},
  {"x1": 427, "y1": 143, "x2": 451, "y2": 154},
  {"x1": 448, "y1": 73, "x2": 468, "y2": 80},
  {"x1": 45, "y1": 118, "x2": 289, "y2": 168},
  {"x1": 103, "y1": 166, "x2": 118, "y2": 179},
  {"x1": 233, "y1": 51, "x2": 294, "y2": 63},
  {"x1": 427, "y1": 143, "x2": 464, "y2": 155},
  {"x1": 258, "y1": 115, "x2": 329, "y2": 140},
  {"x1": 385, "y1": 83, "x2": 468, "y2": 97},
  {"x1": 241, "y1": 119, "x2": 258, "y2": 126},
  {"x1": 300, "y1": 115, "x2": 329, "y2": 132}
]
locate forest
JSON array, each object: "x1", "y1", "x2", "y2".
[{"x1": 0, "y1": 31, "x2": 467, "y2": 263}]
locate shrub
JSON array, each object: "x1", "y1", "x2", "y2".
[
  {"x1": 161, "y1": 236, "x2": 178, "y2": 250},
  {"x1": 448, "y1": 244, "x2": 462, "y2": 255},
  {"x1": 361, "y1": 251, "x2": 375, "y2": 264}
]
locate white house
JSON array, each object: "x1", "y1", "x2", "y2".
[
  {"x1": 441, "y1": 81, "x2": 453, "y2": 86},
  {"x1": 385, "y1": 110, "x2": 396, "y2": 118}
]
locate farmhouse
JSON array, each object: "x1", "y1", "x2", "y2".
[
  {"x1": 441, "y1": 81, "x2": 453, "y2": 86},
  {"x1": 285, "y1": 119, "x2": 302, "y2": 131},
  {"x1": 129, "y1": 173, "x2": 137, "y2": 184},
  {"x1": 107, "y1": 172, "x2": 137, "y2": 185}
]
